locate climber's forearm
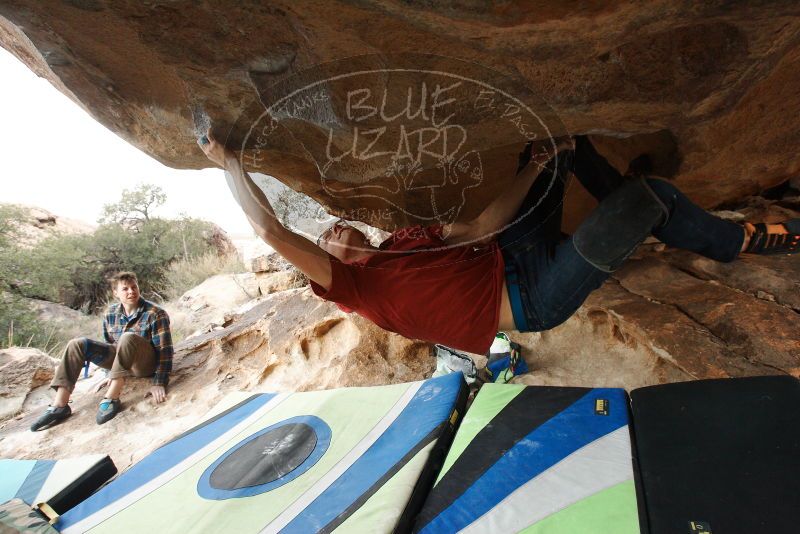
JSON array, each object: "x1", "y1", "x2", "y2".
[
  {"x1": 477, "y1": 141, "x2": 574, "y2": 234},
  {"x1": 222, "y1": 155, "x2": 333, "y2": 288},
  {"x1": 476, "y1": 160, "x2": 541, "y2": 234},
  {"x1": 443, "y1": 142, "x2": 573, "y2": 244},
  {"x1": 222, "y1": 155, "x2": 280, "y2": 236},
  {"x1": 196, "y1": 130, "x2": 329, "y2": 285},
  {"x1": 441, "y1": 166, "x2": 539, "y2": 245}
]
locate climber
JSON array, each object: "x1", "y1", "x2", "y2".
[
  {"x1": 198, "y1": 129, "x2": 799, "y2": 356},
  {"x1": 31, "y1": 272, "x2": 173, "y2": 431}
]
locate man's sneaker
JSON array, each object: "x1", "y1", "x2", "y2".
[
  {"x1": 30, "y1": 405, "x2": 71, "y2": 431},
  {"x1": 96, "y1": 398, "x2": 121, "y2": 425}
]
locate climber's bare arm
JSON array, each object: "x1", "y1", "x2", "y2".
[
  {"x1": 198, "y1": 131, "x2": 332, "y2": 289},
  {"x1": 441, "y1": 138, "x2": 574, "y2": 245},
  {"x1": 440, "y1": 164, "x2": 540, "y2": 246}
]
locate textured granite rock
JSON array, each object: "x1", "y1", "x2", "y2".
[
  {"x1": 0, "y1": 285, "x2": 432, "y2": 469},
  {"x1": 2, "y1": 2, "x2": 800, "y2": 228},
  {"x1": 2, "y1": 225, "x2": 797, "y2": 466},
  {"x1": 0, "y1": 347, "x2": 57, "y2": 421}
]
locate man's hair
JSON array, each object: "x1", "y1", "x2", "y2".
[{"x1": 109, "y1": 271, "x2": 138, "y2": 290}]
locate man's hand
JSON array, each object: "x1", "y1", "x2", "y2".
[
  {"x1": 147, "y1": 385, "x2": 167, "y2": 404},
  {"x1": 93, "y1": 377, "x2": 111, "y2": 394},
  {"x1": 197, "y1": 128, "x2": 236, "y2": 168}
]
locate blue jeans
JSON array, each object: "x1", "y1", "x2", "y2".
[{"x1": 499, "y1": 136, "x2": 745, "y2": 332}]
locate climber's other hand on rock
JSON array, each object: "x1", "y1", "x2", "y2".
[{"x1": 147, "y1": 385, "x2": 167, "y2": 405}]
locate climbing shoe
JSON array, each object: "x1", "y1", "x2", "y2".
[
  {"x1": 742, "y1": 219, "x2": 800, "y2": 255},
  {"x1": 486, "y1": 332, "x2": 529, "y2": 383},
  {"x1": 96, "y1": 398, "x2": 121, "y2": 425},
  {"x1": 30, "y1": 405, "x2": 72, "y2": 431}
]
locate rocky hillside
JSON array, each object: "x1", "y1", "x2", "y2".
[
  {"x1": 2, "y1": 204, "x2": 94, "y2": 247},
  {"x1": 0, "y1": 257, "x2": 433, "y2": 470}
]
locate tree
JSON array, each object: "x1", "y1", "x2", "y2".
[
  {"x1": 99, "y1": 183, "x2": 167, "y2": 230},
  {"x1": 0, "y1": 205, "x2": 52, "y2": 348},
  {"x1": 0, "y1": 197, "x2": 232, "y2": 350},
  {"x1": 0, "y1": 204, "x2": 31, "y2": 293},
  {"x1": 2, "y1": 187, "x2": 229, "y2": 311}
]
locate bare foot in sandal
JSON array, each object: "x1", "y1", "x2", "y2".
[{"x1": 740, "y1": 219, "x2": 800, "y2": 255}]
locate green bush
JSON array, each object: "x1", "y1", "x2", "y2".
[
  {"x1": 0, "y1": 293, "x2": 47, "y2": 349},
  {"x1": 0, "y1": 186, "x2": 247, "y2": 354},
  {"x1": 1, "y1": 185, "x2": 234, "y2": 311},
  {"x1": 160, "y1": 251, "x2": 245, "y2": 301},
  {"x1": 8, "y1": 218, "x2": 216, "y2": 309},
  {"x1": 0, "y1": 205, "x2": 27, "y2": 290}
]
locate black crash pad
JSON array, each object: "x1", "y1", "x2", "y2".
[{"x1": 630, "y1": 376, "x2": 800, "y2": 534}]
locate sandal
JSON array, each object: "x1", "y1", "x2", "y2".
[{"x1": 742, "y1": 219, "x2": 800, "y2": 255}]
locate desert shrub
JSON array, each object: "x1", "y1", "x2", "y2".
[
  {"x1": 0, "y1": 293, "x2": 47, "y2": 349},
  {"x1": 11, "y1": 217, "x2": 221, "y2": 309},
  {"x1": 0, "y1": 188, "x2": 244, "y2": 354},
  {"x1": 0, "y1": 205, "x2": 25, "y2": 243},
  {"x1": 0, "y1": 206, "x2": 47, "y2": 348},
  {"x1": 160, "y1": 251, "x2": 245, "y2": 301},
  {"x1": 0, "y1": 186, "x2": 232, "y2": 311},
  {"x1": 0, "y1": 205, "x2": 27, "y2": 289}
]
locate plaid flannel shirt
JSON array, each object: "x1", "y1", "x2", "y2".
[{"x1": 102, "y1": 298, "x2": 174, "y2": 387}]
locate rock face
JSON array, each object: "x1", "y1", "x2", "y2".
[
  {"x1": 247, "y1": 250, "x2": 308, "y2": 296},
  {"x1": 175, "y1": 272, "x2": 261, "y2": 330},
  {"x1": 204, "y1": 223, "x2": 238, "y2": 257},
  {"x1": 1, "y1": 3, "x2": 799, "y2": 472},
  {"x1": 2, "y1": 3, "x2": 800, "y2": 227},
  {"x1": 0, "y1": 348, "x2": 57, "y2": 421},
  {"x1": 176, "y1": 288, "x2": 431, "y2": 394}
]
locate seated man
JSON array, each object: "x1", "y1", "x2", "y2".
[
  {"x1": 31, "y1": 272, "x2": 173, "y2": 431},
  {"x1": 199, "y1": 130, "x2": 798, "y2": 356}
]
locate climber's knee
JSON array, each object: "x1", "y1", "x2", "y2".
[{"x1": 573, "y1": 178, "x2": 669, "y2": 272}]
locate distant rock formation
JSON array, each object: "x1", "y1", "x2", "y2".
[
  {"x1": 203, "y1": 223, "x2": 237, "y2": 257},
  {"x1": 2, "y1": 204, "x2": 94, "y2": 247}
]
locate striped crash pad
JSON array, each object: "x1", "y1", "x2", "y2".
[
  {"x1": 630, "y1": 375, "x2": 800, "y2": 534},
  {"x1": 57, "y1": 373, "x2": 467, "y2": 534},
  {"x1": 0, "y1": 455, "x2": 116, "y2": 515},
  {"x1": 414, "y1": 384, "x2": 640, "y2": 533}
]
